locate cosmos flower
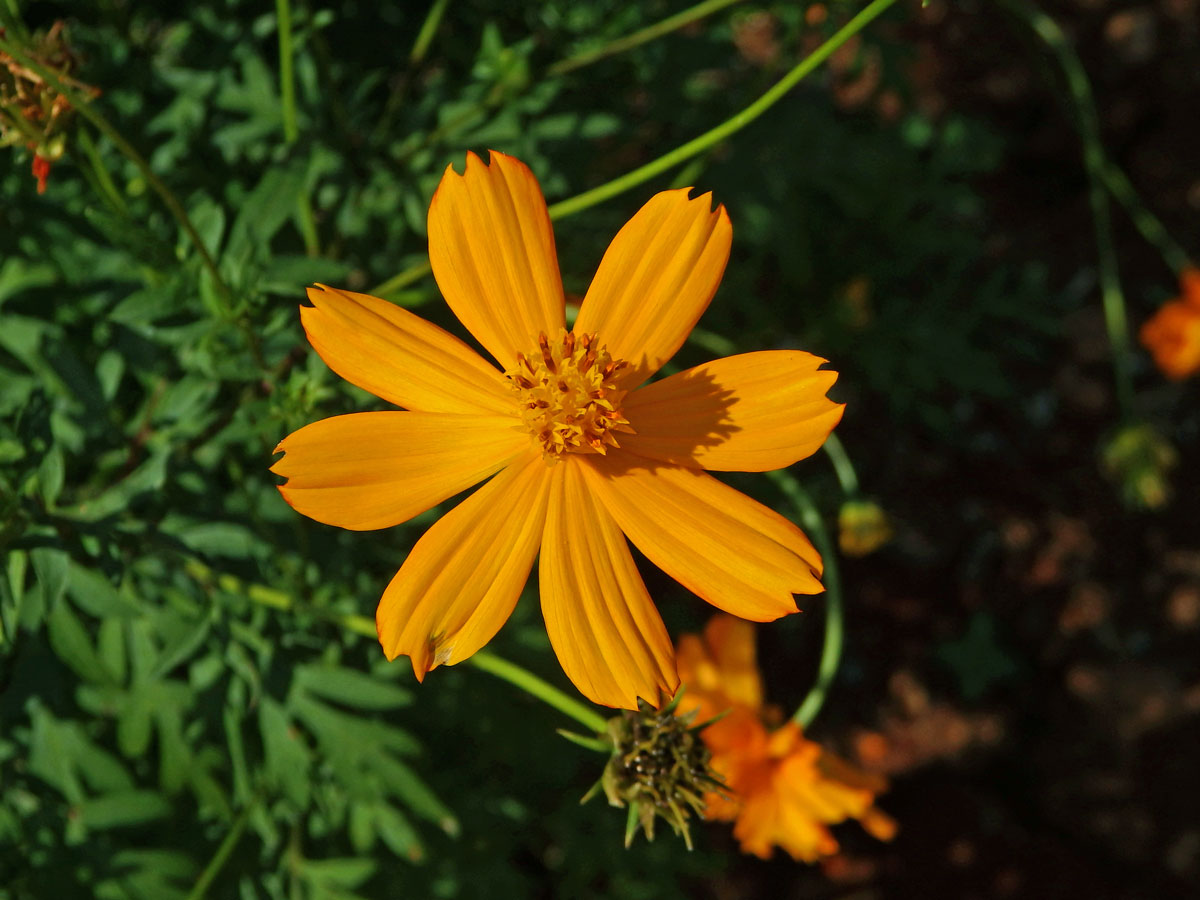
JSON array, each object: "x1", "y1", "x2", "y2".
[
  {"x1": 1140, "y1": 267, "x2": 1200, "y2": 380},
  {"x1": 272, "y1": 151, "x2": 843, "y2": 709},
  {"x1": 676, "y1": 614, "x2": 895, "y2": 861}
]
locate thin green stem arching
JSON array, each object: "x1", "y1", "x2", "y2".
[
  {"x1": 410, "y1": 0, "x2": 452, "y2": 66},
  {"x1": 548, "y1": 0, "x2": 747, "y2": 77},
  {"x1": 821, "y1": 431, "x2": 860, "y2": 497},
  {"x1": 0, "y1": 36, "x2": 233, "y2": 306},
  {"x1": 468, "y1": 650, "x2": 608, "y2": 734},
  {"x1": 1101, "y1": 160, "x2": 1191, "y2": 275},
  {"x1": 1001, "y1": 0, "x2": 1135, "y2": 421},
  {"x1": 370, "y1": 0, "x2": 902, "y2": 297},
  {"x1": 75, "y1": 126, "x2": 129, "y2": 217},
  {"x1": 184, "y1": 793, "x2": 260, "y2": 900},
  {"x1": 767, "y1": 470, "x2": 845, "y2": 729},
  {"x1": 546, "y1": 0, "x2": 901, "y2": 220}
]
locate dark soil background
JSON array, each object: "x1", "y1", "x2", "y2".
[{"x1": 724, "y1": 1, "x2": 1200, "y2": 897}]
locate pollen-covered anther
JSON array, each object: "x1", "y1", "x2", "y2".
[{"x1": 507, "y1": 330, "x2": 634, "y2": 461}]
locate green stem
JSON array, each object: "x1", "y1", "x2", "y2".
[
  {"x1": 546, "y1": 0, "x2": 902, "y2": 220},
  {"x1": 821, "y1": 432, "x2": 860, "y2": 497},
  {"x1": 767, "y1": 470, "x2": 845, "y2": 729},
  {"x1": 75, "y1": 126, "x2": 129, "y2": 217},
  {"x1": 1101, "y1": 160, "x2": 1191, "y2": 275},
  {"x1": 0, "y1": 36, "x2": 234, "y2": 307},
  {"x1": 411, "y1": 0, "x2": 451, "y2": 66},
  {"x1": 547, "y1": 0, "x2": 747, "y2": 77},
  {"x1": 468, "y1": 650, "x2": 608, "y2": 734},
  {"x1": 1001, "y1": 1, "x2": 1135, "y2": 421},
  {"x1": 370, "y1": 0, "x2": 902, "y2": 297},
  {"x1": 275, "y1": 0, "x2": 298, "y2": 143},
  {"x1": 668, "y1": 152, "x2": 712, "y2": 191},
  {"x1": 371, "y1": 0, "x2": 454, "y2": 146},
  {"x1": 370, "y1": 260, "x2": 433, "y2": 297},
  {"x1": 684, "y1": 324, "x2": 737, "y2": 356},
  {"x1": 184, "y1": 794, "x2": 259, "y2": 900}
]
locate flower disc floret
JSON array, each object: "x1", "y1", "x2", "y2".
[{"x1": 507, "y1": 329, "x2": 633, "y2": 460}]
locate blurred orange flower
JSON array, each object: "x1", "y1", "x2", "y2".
[
  {"x1": 272, "y1": 151, "x2": 844, "y2": 710},
  {"x1": 676, "y1": 615, "x2": 895, "y2": 861},
  {"x1": 1139, "y1": 267, "x2": 1200, "y2": 380}
]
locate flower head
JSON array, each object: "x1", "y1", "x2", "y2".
[
  {"x1": 272, "y1": 151, "x2": 843, "y2": 710},
  {"x1": 837, "y1": 498, "x2": 892, "y2": 557},
  {"x1": 0, "y1": 22, "x2": 99, "y2": 194},
  {"x1": 676, "y1": 614, "x2": 895, "y2": 861},
  {"x1": 588, "y1": 696, "x2": 726, "y2": 850},
  {"x1": 1139, "y1": 267, "x2": 1200, "y2": 380}
]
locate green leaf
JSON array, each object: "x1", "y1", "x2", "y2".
[
  {"x1": 294, "y1": 664, "x2": 413, "y2": 710},
  {"x1": 62, "y1": 451, "x2": 169, "y2": 522},
  {"x1": 259, "y1": 697, "x2": 311, "y2": 809},
  {"x1": 76, "y1": 789, "x2": 172, "y2": 829},
  {"x1": 299, "y1": 858, "x2": 377, "y2": 890},
  {"x1": 374, "y1": 803, "x2": 424, "y2": 862},
  {"x1": 66, "y1": 562, "x2": 141, "y2": 618},
  {"x1": 30, "y1": 546, "x2": 70, "y2": 609},
  {"x1": 47, "y1": 598, "x2": 119, "y2": 686},
  {"x1": 36, "y1": 445, "x2": 65, "y2": 506}
]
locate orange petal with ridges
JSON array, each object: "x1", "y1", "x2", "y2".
[
  {"x1": 376, "y1": 452, "x2": 549, "y2": 678},
  {"x1": 574, "y1": 189, "x2": 731, "y2": 388},
  {"x1": 582, "y1": 458, "x2": 822, "y2": 621},
  {"x1": 539, "y1": 459, "x2": 678, "y2": 709},
  {"x1": 622, "y1": 351, "x2": 844, "y2": 472},
  {"x1": 300, "y1": 285, "x2": 512, "y2": 415},
  {"x1": 272, "y1": 411, "x2": 527, "y2": 531},
  {"x1": 428, "y1": 151, "x2": 566, "y2": 369}
]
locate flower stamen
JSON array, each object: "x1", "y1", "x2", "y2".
[{"x1": 507, "y1": 329, "x2": 633, "y2": 462}]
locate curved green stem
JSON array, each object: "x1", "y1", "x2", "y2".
[
  {"x1": 275, "y1": 0, "x2": 298, "y2": 143},
  {"x1": 821, "y1": 432, "x2": 860, "y2": 497},
  {"x1": 468, "y1": 650, "x2": 608, "y2": 734},
  {"x1": 546, "y1": 0, "x2": 901, "y2": 219},
  {"x1": 0, "y1": 36, "x2": 233, "y2": 307},
  {"x1": 1101, "y1": 160, "x2": 1191, "y2": 275},
  {"x1": 184, "y1": 793, "x2": 260, "y2": 900},
  {"x1": 767, "y1": 470, "x2": 845, "y2": 729},
  {"x1": 371, "y1": 0, "x2": 902, "y2": 296},
  {"x1": 1000, "y1": 0, "x2": 1135, "y2": 421},
  {"x1": 548, "y1": 0, "x2": 747, "y2": 77}
]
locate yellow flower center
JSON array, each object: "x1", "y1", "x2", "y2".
[{"x1": 507, "y1": 330, "x2": 633, "y2": 461}]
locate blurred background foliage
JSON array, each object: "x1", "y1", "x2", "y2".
[{"x1": 2, "y1": 0, "x2": 1197, "y2": 898}]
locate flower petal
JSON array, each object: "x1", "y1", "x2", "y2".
[
  {"x1": 428, "y1": 151, "x2": 566, "y2": 369},
  {"x1": 574, "y1": 189, "x2": 731, "y2": 388},
  {"x1": 702, "y1": 615, "x2": 764, "y2": 712},
  {"x1": 582, "y1": 458, "x2": 822, "y2": 621},
  {"x1": 622, "y1": 351, "x2": 844, "y2": 472},
  {"x1": 301, "y1": 284, "x2": 512, "y2": 414},
  {"x1": 376, "y1": 452, "x2": 549, "y2": 679},
  {"x1": 272, "y1": 411, "x2": 527, "y2": 531},
  {"x1": 539, "y1": 459, "x2": 678, "y2": 709}
]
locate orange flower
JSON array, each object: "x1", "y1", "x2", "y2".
[
  {"x1": 676, "y1": 615, "x2": 895, "y2": 861},
  {"x1": 272, "y1": 151, "x2": 843, "y2": 710},
  {"x1": 1139, "y1": 267, "x2": 1200, "y2": 380}
]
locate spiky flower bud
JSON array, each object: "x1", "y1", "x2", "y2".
[
  {"x1": 584, "y1": 695, "x2": 727, "y2": 850},
  {"x1": 1100, "y1": 423, "x2": 1177, "y2": 510}
]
